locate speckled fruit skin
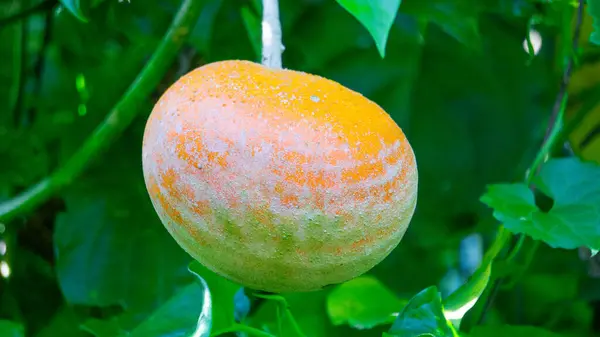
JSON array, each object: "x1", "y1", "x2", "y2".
[{"x1": 141, "y1": 60, "x2": 418, "y2": 293}]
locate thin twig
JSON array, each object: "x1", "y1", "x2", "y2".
[
  {"x1": 476, "y1": 0, "x2": 586, "y2": 323},
  {"x1": 261, "y1": 0, "x2": 283, "y2": 68},
  {"x1": 0, "y1": 0, "x2": 204, "y2": 223}
]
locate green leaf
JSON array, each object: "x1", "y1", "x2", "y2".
[
  {"x1": 53, "y1": 134, "x2": 192, "y2": 309},
  {"x1": 588, "y1": 0, "x2": 600, "y2": 45},
  {"x1": 335, "y1": 0, "x2": 402, "y2": 58},
  {"x1": 59, "y1": 0, "x2": 91, "y2": 22},
  {"x1": 326, "y1": 275, "x2": 407, "y2": 329},
  {"x1": 79, "y1": 259, "x2": 222, "y2": 337},
  {"x1": 480, "y1": 157, "x2": 600, "y2": 250},
  {"x1": 479, "y1": 184, "x2": 538, "y2": 220},
  {"x1": 387, "y1": 286, "x2": 459, "y2": 337},
  {"x1": 0, "y1": 320, "x2": 24, "y2": 337},
  {"x1": 443, "y1": 262, "x2": 491, "y2": 327},
  {"x1": 469, "y1": 324, "x2": 564, "y2": 337}
]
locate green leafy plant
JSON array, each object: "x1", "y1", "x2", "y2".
[{"x1": 2, "y1": 0, "x2": 600, "y2": 336}]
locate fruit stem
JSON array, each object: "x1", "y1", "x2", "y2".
[
  {"x1": 261, "y1": 0, "x2": 283, "y2": 69},
  {"x1": 0, "y1": 0, "x2": 204, "y2": 224}
]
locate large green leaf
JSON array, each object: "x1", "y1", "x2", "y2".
[
  {"x1": 481, "y1": 157, "x2": 600, "y2": 250},
  {"x1": 335, "y1": 0, "x2": 402, "y2": 57},
  {"x1": 326, "y1": 275, "x2": 407, "y2": 330},
  {"x1": 53, "y1": 132, "x2": 193, "y2": 310},
  {"x1": 34, "y1": 306, "x2": 89, "y2": 337},
  {"x1": 0, "y1": 320, "x2": 24, "y2": 337},
  {"x1": 128, "y1": 267, "x2": 212, "y2": 337},
  {"x1": 82, "y1": 265, "x2": 215, "y2": 337}
]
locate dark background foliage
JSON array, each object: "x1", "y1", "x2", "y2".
[{"x1": 2, "y1": 0, "x2": 600, "y2": 336}]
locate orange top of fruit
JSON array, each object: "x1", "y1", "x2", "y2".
[{"x1": 142, "y1": 60, "x2": 418, "y2": 293}]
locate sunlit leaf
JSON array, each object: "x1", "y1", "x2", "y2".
[
  {"x1": 327, "y1": 275, "x2": 406, "y2": 329},
  {"x1": 59, "y1": 0, "x2": 91, "y2": 22},
  {"x1": 335, "y1": 0, "x2": 402, "y2": 57},
  {"x1": 387, "y1": 286, "x2": 459, "y2": 337},
  {"x1": 481, "y1": 157, "x2": 600, "y2": 250}
]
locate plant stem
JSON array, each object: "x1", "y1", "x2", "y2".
[
  {"x1": 482, "y1": 226, "x2": 512, "y2": 264},
  {"x1": 261, "y1": 0, "x2": 283, "y2": 68},
  {"x1": 210, "y1": 323, "x2": 276, "y2": 337},
  {"x1": 474, "y1": 0, "x2": 585, "y2": 324},
  {"x1": 526, "y1": 91, "x2": 568, "y2": 183},
  {"x1": 0, "y1": 0, "x2": 203, "y2": 224},
  {"x1": 505, "y1": 235, "x2": 526, "y2": 263},
  {"x1": 503, "y1": 240, "x2": 541, "y2": 289},
  {"x1": 254, "y1": 293, "x2": 306, "y2": 337}
]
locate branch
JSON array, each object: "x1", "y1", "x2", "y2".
[
  {"x1": 0, "y1": 0, "x2": 56, "y2": 29},
  {"x1": 475, "y1": 0, "x2": 586, "y2": 323},
  {"x1": 0, "y1": 0, "x2": 204, "y2": 223},
  {"x1": 261, "y1": 0, "x2": 283, "y2": 68}
]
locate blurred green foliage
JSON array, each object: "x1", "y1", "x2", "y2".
[{"x1": 2, "y1": 0, "x2": 600, "y2": 336}]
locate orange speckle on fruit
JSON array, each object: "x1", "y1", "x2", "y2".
[{"x1": 141, "y1": 60, "x2": 418, "y2": 293}]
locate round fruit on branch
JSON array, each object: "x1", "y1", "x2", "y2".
[{"x1": 141, "y1": 60, "x2": 418, "y2": 293}]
